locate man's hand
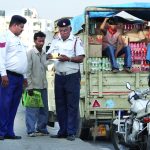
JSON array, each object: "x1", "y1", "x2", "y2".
[
  {"x1": 1, "y1": 75, "x2": 9, "y2": 87},
  {"x1": 104, "y1": 18, "x2": 109, "y2": 22},
  {"x1": 58, "y1": 55, "x2": 70, "y2": 62},
  {"x1": 100, "y1": 18, "x2": 109, "y2": 34},
  {"x1": 121, "y1": 35, "x2": 128, "y2": 46},
  {"x1": 23, "y1": 79, "x2": 28, "y2": 88},
  {"x1": 116, "y1": 35, "x2": 126, "y2": 57},
  {"x1": 28, "y1": 89, "x2": 34, "y2": 96},
  {"x1": 46, "y1": 53, "x2": 53, "y2": 60},
  {"x1": 115, "y1": 50, "x2": 119, "y2": 58}
]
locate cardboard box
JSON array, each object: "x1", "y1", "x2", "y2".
[
  {"x1": 88, "y1": 35, "x2": 102, "y2": 44},
  {"x1": 124, "y1": 29, "x2": 146, "y2": 42},
  {"x1": 89, "y1": 44, "x2": 102, "y2": 57}
]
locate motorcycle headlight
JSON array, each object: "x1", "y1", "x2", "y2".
[{"x1": 128, "y1": 91, "x2": 136, "y2": 103}]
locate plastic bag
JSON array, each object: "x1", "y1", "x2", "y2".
[{"x1": 22, "y1": 90, "x2": 44, "y2": 107}]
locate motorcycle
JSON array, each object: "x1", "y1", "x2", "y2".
[{"x1": 112, "y1": 82, "x2": 150, "y2": 150}]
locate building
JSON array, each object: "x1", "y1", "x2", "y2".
[
  {"x1": 0, "y1": 10, "x2": 5, "y2": 17},
  {"x1": 0, "y1": 8, "x2": 54, "y2": 49}
]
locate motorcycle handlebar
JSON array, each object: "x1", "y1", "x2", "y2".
[
  {"x1": 132, "y1": 88, "x2": 150, "y2": 100},
  {"x1": 141, "y1": 88, "x2": 150, "y2": 95}
]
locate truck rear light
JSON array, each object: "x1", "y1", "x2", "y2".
[
  {"x1": 143, "y1": 117, "x2": 150, "y2": 123},
  {"x1": 92, "y1": 100, "x2": 100, "y2": 108}
]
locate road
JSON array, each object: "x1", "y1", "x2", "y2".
[{"x1": 0, "y1": 105, "x2": 115, "y2": 150}]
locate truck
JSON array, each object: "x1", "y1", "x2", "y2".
[{"x1": 47, "y1": 2, "x2": 150, "y2": 141}]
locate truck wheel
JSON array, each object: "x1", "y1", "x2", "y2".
[
  {"x1": 76, "y1": 119, "x2": 90, "y2": 140},
  {"x1": 76, "y1": 114, "x2": 90, "y2": 140},
  {"x1": 80, "y1": 127, "x2": 90, "y2": 140},
  {"x1": 76, "y1": 116, "x2": 82, "y2": 138},
  {"x1": 76, "y1": 115, "x2": 90, "y2": 140},
  {"x1": 112, "y1": 125, "x2": 127, "y2": 150},
  {"x1": 146, "y1": 135, "x2": 150, "y2": 150}
]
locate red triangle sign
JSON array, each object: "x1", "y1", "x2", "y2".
[{"x1": 92, "y1": 100, "x2": 100, "y2": 107}]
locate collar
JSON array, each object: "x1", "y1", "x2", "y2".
[
  {"x1": 108, "y1": 27, "x2": 117, "y2": 36},
  {"x1": 7, "y1": 30, "x2": 18, "y2": 38},
  {"x1": 58, "y1": 33, "x2": 74, "y2": 41},
  {"x1": 33, "y1": 47, "x2": 45, "y2": 55}
]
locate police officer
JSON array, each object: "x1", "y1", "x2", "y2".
[
  {"x1": 0, "y1": 15, "x2": 27, "y2": 140},
  {"x1": 47, "y1": 18, "x2": 85, "y2": 141}
]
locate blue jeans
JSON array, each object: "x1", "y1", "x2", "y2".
[
  {"x1": 146, "y1": 43, "x2": 150, "y2": 62},
  {"x1": 103, "y1": 45, "x2": 132, "y2": 69},
  {"x1": 25, "y1": 89, "x2": 49, "y2": 134}
]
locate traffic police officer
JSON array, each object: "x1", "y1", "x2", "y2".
[
  {"x1": 47, "y1": 18, "x2": 85, "y2": 141},
  {"x1": 0, "y1": 15, "x2": 27, "y2": 140}
]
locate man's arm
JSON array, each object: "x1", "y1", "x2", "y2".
[
  {"x1": 46, "y1": 39, "x2": 56, "y2": 60},
  {"x1": 26, "y1": 50, "x2": 33, "y2": 90},
  {"x1": 69, "y1": 55, "x2": 85, "y2": 63},
  {"x1": 100, "y1": 18, "x2": 109, "y2": 34},
  {"x1": 0, "y1": 36, "x2": 9, "y2": 87},
  {"x1": 73, "y1": 37, "x2": 85, "y2": 63},
  {"x1": 116, "y1": 35, "x2": 128, "y2": 57},
  {"x1": 58, "y1": 37, "x2": 85, "y2": 63},
  {"x1": 0, "y1": 38, "x2": 7, "y2": 76},
  {"x1": 58, "y1": 55, "x2": 84, "y2": 63}
]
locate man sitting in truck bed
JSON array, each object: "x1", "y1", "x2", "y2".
[{"x1": 100, "y1": 17, "x2": 132, "y2": 73}]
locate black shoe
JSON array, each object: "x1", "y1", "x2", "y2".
[
  {"x1": 35, "y1": 131, "x2": 49, "y2": 136},
  {"x1": 0, "y1": 136, "x2": 4, "y2": 140},
  {"x1": 112, "y1": 68, "x2": 119, "y2": 73},
  {"x1": 124, "y1": 67, "x2": 132, "y2": 73},
  {"x1": 50, "y1": 134, "x2": 67, "y2": 138},
  {"x1": 67, "y1": 135, "x2": 75, "y2": 141},
  {"x1": 4, "y1": 135, "x2": 22, "y2": 140}
]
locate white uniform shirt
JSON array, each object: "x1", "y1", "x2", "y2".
[
  {"x1": 26, "y1": 48, "x2": 48, "y2": 89},
  {"x1": 47, "y1": 33, "x2": 84, "y2": 72},
  {"x1": 0, "y1": 30, "x2": 28, "y2": 76}
]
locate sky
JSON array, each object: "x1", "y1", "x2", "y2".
[{"x1": 1, "y1": 0, "x2": 150, "y2": 21}]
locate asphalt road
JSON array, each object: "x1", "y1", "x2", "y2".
[{"x1": 0, "y1": 105, "x2": 115, "y2": 150}]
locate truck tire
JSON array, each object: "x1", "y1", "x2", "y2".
[
  {"x1": 76, "y1": 118, "x2": 90, "y2": 140},
  {"x1": 80, "y1": 127, "x2": 90, "y2": 140},
  {"x1": 76, "y1": 115, "x2": 82, "y2": 138},
  {"x1": 146, "y1": 135, "x2": 150, "y2": 150},
  {"x1": 76, "y1": 113, "x2": 90, "y2": 140}
]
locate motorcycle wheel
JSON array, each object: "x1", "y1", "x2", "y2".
[{"x1": 112, "y1": 125, "x2": 129, "y2": 150}]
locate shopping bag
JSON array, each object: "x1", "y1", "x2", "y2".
[{"x1": 22, "y1": 90, "x2": 44, "y2": 108}]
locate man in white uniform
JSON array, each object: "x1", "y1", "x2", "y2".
[
  {"x1": 0, "y1": 15, "x2": 27, "y2": 140},
  {"x1": 47, "y1": 18, "x2": 85, "y2": 141}
]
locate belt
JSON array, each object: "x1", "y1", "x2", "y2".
[
  {"x1": 6, "y1": 70, "x2": 23, "y2": 77},
  {"x1": 55, "y1": 70, "x2": 78, "y2": 76}
]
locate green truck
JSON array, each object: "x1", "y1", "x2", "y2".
[{"x1": 47, "y1": 2, "x2": 150, "y2": 140}]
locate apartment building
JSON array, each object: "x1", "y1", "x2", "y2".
[{"x1": 0, "y1": 8, "x2": 53, "y2": 49}]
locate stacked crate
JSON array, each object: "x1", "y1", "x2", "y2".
[{"x1": 123, "y1": 23, "x2": 149, "y2": 72}]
